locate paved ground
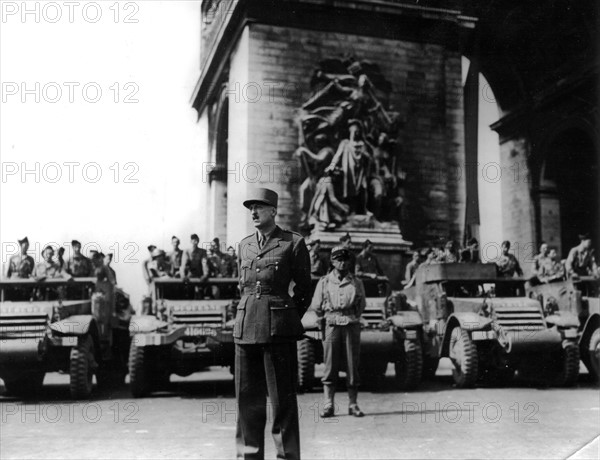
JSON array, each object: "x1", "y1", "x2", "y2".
[{"x1": 1, "y1": 361, "x2": 598, "y2": 460}]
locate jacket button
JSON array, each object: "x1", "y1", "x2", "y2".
[{"x1": 256, "y1": 268, "x2": 260, "y2": 273}]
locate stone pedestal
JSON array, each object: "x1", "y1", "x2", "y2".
[{"x1": 310, "y1": 217, "x2": 412, "y2": 289}]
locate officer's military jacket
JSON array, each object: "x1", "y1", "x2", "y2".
[
  {"x1": 566, "y1": 246, "x2": 598, "y2": 276},
  {"x1": 496, "y1": 253, "x2": 523, "y2": 277},
  {"x1": 7, "y1": 254, "x2": 35, "y2": 278},
  {"x1": 67, "y1": 254, "x2": 92, "y2": 277},
  {"x1": 309, "y1": 271, "x2": 366, "y2": 325},
  {"x1": 355, "y1": 252, "x2": 383, "y2": 276},
  {"x1": 34, "y1": 261, "x2": 66, "y2": 279},
  {"x1": 168, "y1": 249, "x2": 183, "y2": 276},
  {"x1": 234, "y1": 226, "x2": 311, "y2": 344}
]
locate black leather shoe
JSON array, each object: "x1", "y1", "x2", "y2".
[
  {"x1": 348, "y1": 405, "x2": 364, "y2": 417},
  {"x1": 320, "y1": 405, "x2": 335, "y2": 418}
]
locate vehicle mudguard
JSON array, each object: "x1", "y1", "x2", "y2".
[
  {"x1": 49, "y1": 315, "x2": 95, "y2": 336},
  {"x1": 545, "y1": 311, "x2": 579, "y2": 328},
  {"x1": 448, "y1": 312, "x2": 493, "y2": 331},
  {"x1": 580, "y1": 313, "x2": 600, "y2": 347},
  {"x1": 129, "y1": 315, "x2": 168, "y2": 334},
  {"x1": 440, "y1": 313, "x2": 492, "y2": 356},
  {"x1": 389, "y1": 311, "x2": 423, "y2": 329}
]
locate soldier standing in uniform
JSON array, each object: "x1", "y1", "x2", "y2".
[
  {"x1": 355, "y1": 239, "x2": 385, "y2": 279},
  {"x1": 308, "y1": 245, "x2": 366, "y2": 418},
  {"x1": 105, "y1": 253, "x2": 117, "y2": 284},
  {"x1": 66, "y1": 240, "x2": 92, "y2": 277},
  {"x1": 403, "y1": 251, "x2": 421, "y2": 287},
  {"x1": 6, "y1": 236, "x2": 35, "y2": 279},
  {"x1": 495, "y1": 240, "x2": 524, "y2": 278},
  {"x1": 142, "y1": 245, "x2": 157, "y2": 286},
  {"x1": 339, "y1": 232, "x2": 356, "y2": 273},
  {"x1": 307, "y1": 238, "x2": 328, "y2": 277},
  {"x1": 566, "y1": 233, "x2": 599, "y2": 278},
  {"x1": 224, "y1": 246, "x2": 239, "y2": 278},
  {"x1": 538, "y1": 248, "x2": 566, "y2": 283},
  {"x1": 34, "y1": 246, "x2": 68, "y2": 280},
  {"x1": 168, "y1": 236, "x2": 183, "y2": 277},
  {"x1": 234, "y1": 188, "x2": 311, "y2": 460},
  {"x1": 180, "y1": 234, "x2": 212, "y2": 281}
]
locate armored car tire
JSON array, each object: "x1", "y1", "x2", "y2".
[
  {"x1": 3, "y1": 372, "x2": 45, "y2": 398},
  {"x1": 449, "y1": 327, "x2": 478, "y2": 388},
  {"x1": 553, "y1": 341, "x2": 580, "y2": 387},
  {"x1": 395, "y1": 339, "x2": 423, "y2": 391},
  {"x1": 297, "y1": 338, "x2": 316, "y2": 392},
  {"x1": 584, "y1": 328, "x2": 600, "y2": 382},
  {"x1": 70, "y1": 335, "x2": 95, "y2": 399},
  {"x1": 129, "y1": 344, "x2": 151, "y2": 397}
]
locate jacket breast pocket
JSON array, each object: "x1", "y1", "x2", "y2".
[
  {"x1": 269, "y1": 300, "x2": 304, "y2": 338},
  {"x1": 240, "y1": 261, "x2": 252, "y2": 286},
  {"x1": 233, "y1": 298, "x2": 247, "y2": 339}
]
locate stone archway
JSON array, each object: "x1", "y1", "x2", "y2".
[
  {"x1": 208, "y1": 94, "x2": 229, "y2": 246},
  {"x1": 537, "y1": 128, "x2": 598, "y2": 258}
]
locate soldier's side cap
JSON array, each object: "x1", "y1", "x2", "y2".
[
  {"x1": 331, "y1": 246, "x2": 350, "y2": 259},
  {"x1": 18, "y1": 236, "x2": 29, "y2": 244},
  {"x1": 243, "y1": 188, "x2": 278, "y2": 209},
  {"x1": 578, "y1": 232, "x2": 591, "y2": 240},
  {"x1": 71, "y1": 239, "x2": 81, "y2": 246}
]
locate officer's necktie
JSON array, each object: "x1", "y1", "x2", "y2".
[{"x1": 258, "y1": 235, "x2": 265, "y2": 250}]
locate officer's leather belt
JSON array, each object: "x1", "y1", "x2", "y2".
[
  {"x1": 243, "y1": 285, "x2": 285, "y2": 297},
  {"x1": 325, "y1": 307, "x2": 355, "y2": 316}
]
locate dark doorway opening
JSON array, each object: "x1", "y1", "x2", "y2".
[{"x1": 542, "y1": 129, "x2": 599, "y2": 258}]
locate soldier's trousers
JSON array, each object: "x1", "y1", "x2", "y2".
[
  {"x1": 321, "y1": 322, "x2": 361, "y2": 388},
  {"x1": 235, "y1": 342, "x2": 300, "y2": 460}
]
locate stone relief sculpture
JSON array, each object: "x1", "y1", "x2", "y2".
[{"x1": 296, "y1": 57, "x2": 405, "y2": 231}]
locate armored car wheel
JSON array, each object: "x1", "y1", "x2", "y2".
[
  {"x1": 129, "y1": 344, "x2": 150, "y2": 398},
  {"x1": 553, "y1": 341, "x2": 580, "y2": 387},
  {"x1": 449, "y1": 327, "x2": 478, "y2": 388},
  {"x1": 3, "y1": 372, "x2": 45, "y2": 397},
  {"x1": 297, "y1": 338, "x2": 316, "y2": 392},
  {"x1": 70, "y1": 336, "x2": 95, "y2": 399},
  {"x1": 395, "y1": 340, "x2": 423, "y2": 391},
  {"x1": 585, "y1": 328, "x2": 600, "y2": 382}
]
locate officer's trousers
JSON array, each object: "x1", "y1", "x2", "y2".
[
  {"x1": 321, "y1": 322, "x2": 361, "y2": 388},
  {"x1": 235, "y1": 342, "x2": 300, "y2": 460}
]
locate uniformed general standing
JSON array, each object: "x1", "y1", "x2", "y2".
[
  {"x1": 308, "y1": 246, "x2": 366, "y2": 418},
  {"x1": 234, "y1": 188, "x2": 311, "y2": 460}
]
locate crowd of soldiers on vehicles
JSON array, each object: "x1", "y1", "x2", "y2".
[
  {"x1": 5, "y1": 236, "x2": 117, "y2": 284},
  {"x1": 1, "y1": 228, "x2": 598, "y2": 401}
]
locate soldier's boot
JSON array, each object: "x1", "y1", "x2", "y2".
[
  {"x1": 348, "y1": 387, "x2": 364, "y2": 417},
  {"x1": 320, "y1": 384, "x2": 335, "y2": 418}
]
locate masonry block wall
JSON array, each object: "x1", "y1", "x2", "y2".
[
  {"x1": 227, "y1": 23, "x2": 465, "y2": 246},
  {"x1": 498, "y1": 136, "x2": 536, "y2": 275}
]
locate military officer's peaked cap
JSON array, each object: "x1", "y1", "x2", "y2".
[
  {"x1": 243, "y1": 188, "x2": 278, "y2": 209},
  {"x1": 71, "y1": 239, "x2": 81, "y2": 247},
  {"x1": 330, "y1": 246, "x2": 350, "y2": 259},
  {"x1": 18, "y1": 236, "x2": 29, "y2": 244}
]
